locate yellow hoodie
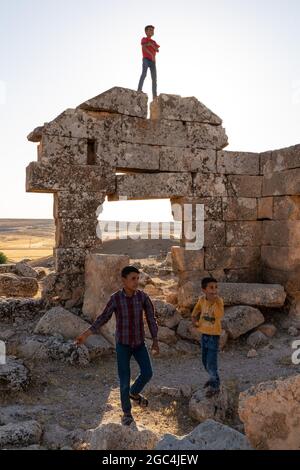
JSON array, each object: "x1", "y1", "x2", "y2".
[{"x1": 191, "y1": 295, "x2": 224, "y2": 336}]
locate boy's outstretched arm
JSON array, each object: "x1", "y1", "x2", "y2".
[{"x1": 74, "y1": 296, "x2": 115, "y2": 345}]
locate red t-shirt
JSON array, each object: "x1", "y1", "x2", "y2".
[{"x1": 141, "y1": 37, "x2": 160, "y2": 61}]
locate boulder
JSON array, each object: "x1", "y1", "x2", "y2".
[
  {"x1": 176, "y1": 319, "x2": 201, "y2": 342},
  {"x1": 239, "y1": 374, "x2": 300, "y2": 449},
  {"x1": 257, "y1": 323, "x2": 277, "y2": 338},
  {"x1": 0, "y1": 356, "x2": 30, "y2": 392},
  {"x1": 0, "y1": 420, "x2": 42, "y2": 448},
  {"x1": 155, "y1": 419, "x2": 252, "y2": 450},
  {"x1": 0, "y1": 273, "x2": 38, "y2": 298},
  {"x1": 15, "y1": 261, "x2": 38, "y2": 278},
  {"x1": 151, "y1": 299, "x2": 182, "y2": 328},
  {"x1": 34, "y1": 306, "x2": 91, "y2": 339},
  {"x1": 86, "y1": 422, "x2": 159, "y2": 450},
  {"x1": 222, "y1": 305, "x2": 265, "y2": 339},
  {"x1": 219, "y1": 283, "x2": 286, "y2": 307},
  {"x1": 247, "y1": 331, "x2": 269, "y2": 349},
  {"x1": 189, "y1": 386, "x2": 230, "y2": 423}
]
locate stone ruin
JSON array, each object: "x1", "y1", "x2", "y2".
[{"x1": 25, "y1": 86, "x2": 300, "y2": 321}]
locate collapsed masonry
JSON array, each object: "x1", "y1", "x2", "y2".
[{"x1": 26, "y1": 87, "x2": 300, "y2": 317}]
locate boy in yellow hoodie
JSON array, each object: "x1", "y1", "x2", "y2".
[{"x1": 191, "y1": 277, "x2": 224, "y2": 398}]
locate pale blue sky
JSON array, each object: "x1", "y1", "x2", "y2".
[{"x1": 0, "y1": 0, "x2": 299, "y2": 220}]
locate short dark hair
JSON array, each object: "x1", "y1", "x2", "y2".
[
  {"x1": 201, "y1": 277, "x2": 218, "y2": 289},
  {"x1": 145, "y1": 25, "x2": 155, "y2": 32},
  {"x1": 121, "y1": 265, "x2": 140, "y2": 278}
]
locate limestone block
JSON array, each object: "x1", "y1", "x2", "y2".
[
  {"x1": 171, "y1": 246, "x2": 204, "y2": 272},
  {"x1": 218, "y1": 282, "x2": 286, "y2": 307},
  {"x1": 205, "y1": 246, "x2": 260, "y2": 270},
  {"x1": 0, "y1": 274, "x2": 38, "y2": 298},
  {"x1": 53, "y1": 191, "x2": 106, "y2": 219},
  {"x1": 54, "y1": 248, "x2": 90, "y2": 273},
  {"x1": 193, "y1": 174, "x2": 227, "y2": 197},
  {"x1": 226, "y1": 221, "x2": 262, "y2": 247},
  {"x1": 38, "y1": 134, "x2": 88, "y2": 165},
  {"x1": 171, "y1": 196, "x2": 222, "y2": 221},
  {"x1": 55, "y1": 218, "x2": 102, "y2": 249},
  {"x1": 223, "y1": 197, "x2": 257, "y2": 221},
  {"x1": 227, "y1": 175, "x2": 262, "y2": 197},
  {"x1": 261, "y1": 246, "x2": 300, "y2": 271},
  {"x1": 26, "y1": 161, "x2": 115, "y2": 194},
  {"x1": 238, "y1": 374, "x2": 300, "y2": 449},
  {"x1": 110, "y1": 172, "x2": 193, "y2": 200},
  {"x1": 222, "y1": 306, "x2": 264, "y2": 339},
  {"x1": 98, "y1": 141, "x2": 160, "y2": 170},
  {"x1": 159, "y1": 147, "x2": 216, "y2": 173},
  {"x1": 262, "y1": 220, "x2": 300, "y2": 246},
  {"x1": 41, "y1": 272, "x2": 85, "y2": 306},
  {"x1": 261, "y1": 144, "x2": 300, "y2": 175},
  {"x1": 186, "y1": 122, "x2": 228, "y2": 150},
  {"x1": 273, "y1": 196, "x2": 300, "y2": 220},
  {"x1": 217, "y1": 151, "x2": 260, "y2": 175},
  {"x1": 262, "y1": 168, "x2": 300, "y2": 196},
  {"x1": 257, "y1": 197, "x2": 273, "y2": 220},
  {"x1": 262, "y1": 267, "x2": 300, "y2": 296},
  {"x1": 77, "y1": 87, "x2": 148, "y2": 118},
  {"x1": 150, "y1": 93, "x2": 222, "y2": 124}
]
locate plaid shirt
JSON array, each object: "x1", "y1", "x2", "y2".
[{"x1": 89, "y1": 288, "x2": 158, "y2": 347}]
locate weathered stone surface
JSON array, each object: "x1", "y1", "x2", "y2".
[
  {"x1": 156, "y1": 419, "x2": 251, "y2": 450},
  {"x1": 34, "y1": 306, "x2": 90, "y2": 339},
  {"x1": 261, "y1": 246, "x2": 300, "y2": 271},
  {"x1": 0, "y1": 421, "x2": 42, "y2": 448},
  {"x1": 257, "y1": 197, "x2": 273, "y2": 220},
  {"x1": 99, "y1": 141, "x2": 160, "y2": 170},
  {"x1": 86, "y1": 422, "x2": 159, "y2": 450},
  {"x1": 54, "y1": 191, "x2": 106, "y2": 219},
  {"x1": 151, "y1": 299, "x2": 181, "y2": 328},
  {"x1": 150, "y1": 93, "x2": 222, "y2": 124},
  {"x1": 238, "y1": 374, "x2": 300, "y2": 450},
  {"x1": 273, "y1": 196, "x2": 300, "y2": 220},
  {"x1": 186, "y1": 122, "x2": 228, "y2": 150},
  {"x1": 262, "y1": 168, "x2": 300, "y2": 196},
  {"x1": 42, "y1": 424, "x2": 71, "y2": 450},
  {"x1": 26, "y1": 161, "x2": 115, "y2": 194},
  {"x1": 82, "y1": 254, "x2": 129, "y2": 343},
  {"x1": 257, "y1": 323, "x2": 277, "y2": 337},
  {"x1": 41, "y1": 272, "x2": 85, "y2": 307},
  {"x1": 222, "y1": 306, "x2": 264, "y2": 339},
  {"x1": 226, "y1": 221, "x2": 262, "y2": 247},
  {"x1": 159, "y1": 148, "x2": 216, "y2": 173},
  {"x1": 261, "y1": 144, "x2": 300, "y2": 175},
  {"x1": 193, "y1": 173, "x2": 227, "y2": 197},
  {"x1": 217, "y1": 151, "x2": 260, "y2": 175},
  {"x1": 27, "y1": 125, "x2": 44, "y2": 142},
  {"x1": 38, "y1": 134, "x2": 88, "y2": 165},
  {"x1": 219, "y1": 283, "x2": 286, "y2": 307},
  {"x1": 146, "y1": 324, "x2": 177, "y2": 345},
  {"x1": 246, "y1": 331, "x2": 269, "y2": 348},
  {"x1": 263, "y1": 267, "x2": 300, "y2": 296},
  {"x1": 0, "y1": 264, "x2": 17, "y2": 274},
  {"x1": 227, "y1": 175, "x2": 262, "y2": 197},
  {"x1": 0, "y1": 298, "x2": 44, "y2": 321},
  {"x1": 55, "y1": 218, "x2": 102, "y2": 249},
  {"x1": 15, "y1": 261, "x2": 38, "y2": 278},
  {"x1": 0, "y1": 273, "x2": 38, "y2": 298},
  {"x1": 171, "y1": 246, "x2": 204, "y2": 272},
  {"x1": 78, "y1": 87, "x2": 148, "y2": 118},
  {"x1": 54, "y1": 248, "x2": 89, "y2": 273},
  {"x1": 0, "y1": 356, "x2": 30, "y2": 392},
  {"x1": 205, "y1": 246, "x2": 260, "y2": 270},
  {"x1": 223, "y1": 197, "x2": 257, "y2": 221},
  {"x1": 189, "y1": 386, "x2": 230, "y2": 423},
  {"x1": 109, "y1": 172, "x2": 193, "y2": 200},
  {"x1": 262, "y1": 220, "x2": 300, "y2": 246},
  {"x1": 171, "y1": 196, "x2": 223, "y2": 221},
  {"x1": 177, "y1": 319, "x2": 201, "y2": 342}
]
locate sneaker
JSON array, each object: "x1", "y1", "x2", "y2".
[{"x1": 121, "y1": 413, "x2": 134, "y2": 426}]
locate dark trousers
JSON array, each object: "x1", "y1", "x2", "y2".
[
  {"x1": 137, "y1": 57, "x2": 157, "y2": 98},
  {"x1": 116, "y1": 341, "x2": 153, "y2": 414},
  {"x1": 201, "y1": 334, "x2": 220, "y2": 390}
]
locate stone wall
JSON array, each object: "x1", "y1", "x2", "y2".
[{"x1": 26, "y1": 87, "x2": 300, "y2": 311}]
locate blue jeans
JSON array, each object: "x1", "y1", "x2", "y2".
[
  {"x1": 137, "y1": 58, "x2": 157, "y2": 98},
  {"x1": 116, "y1": 342, "x2": 153, "y2": 414},
  {"x1": 201, "y1": 334, "x2": 220, "y2": 390}
]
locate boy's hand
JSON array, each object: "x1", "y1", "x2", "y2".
[
  {"x1": 151, "y1": 338, "x2": 160, "y2": 356},
  {"x1": 192, "y1": 317, "x2": 198, "y2": 326},
  {"x1": 74, "y1": 330, "x2": 91, "y2": 346}
]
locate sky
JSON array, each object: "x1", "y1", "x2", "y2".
[{"x1": 0, "y1": 0, "x2": 299, "y2": 221}]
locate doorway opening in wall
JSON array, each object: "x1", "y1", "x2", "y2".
[{"x1": 95, "y1": 196, "x2": 181, "y2": 259}]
